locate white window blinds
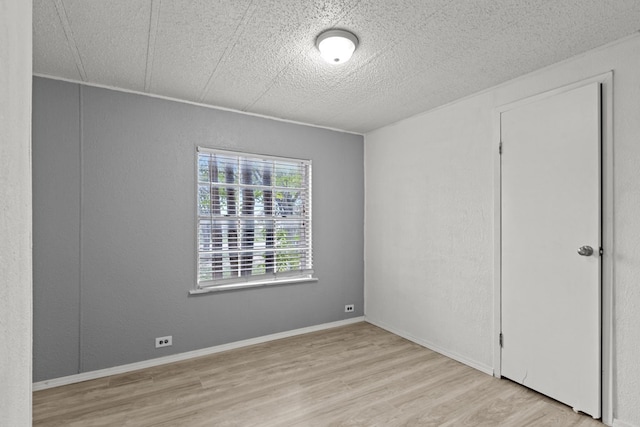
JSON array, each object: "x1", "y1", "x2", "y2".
[{"x1": 196, "y1": 147, "x2": 313, "y2": 290}]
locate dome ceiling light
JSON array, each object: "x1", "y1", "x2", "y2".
[{"x1": 315, "y1": 29, "x2": 359, "y2": 64}]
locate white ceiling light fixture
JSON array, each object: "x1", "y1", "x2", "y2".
[{"x1": 316, "y1": 29, "x2": 359, "y2": 64}]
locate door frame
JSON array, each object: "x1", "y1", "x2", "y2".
[{"x1": 492, "y1": 72, "x2": 614, "y2": 424}]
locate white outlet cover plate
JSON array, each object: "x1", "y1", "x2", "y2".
[{"x1": 156, "y1": 336, "x2": 173, "y2": 348}]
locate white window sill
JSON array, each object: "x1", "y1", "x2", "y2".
[{"x1": 189, "y1": 276, "x2": 319, "y2": 295}]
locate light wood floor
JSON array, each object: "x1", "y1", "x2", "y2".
[{"x1": 33, "y1": 322, "x2": 603, "y2": 426}]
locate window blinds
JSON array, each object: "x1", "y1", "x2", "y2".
[{"x1": 196, "y1": 147, "x2": 313, "y2": 289}]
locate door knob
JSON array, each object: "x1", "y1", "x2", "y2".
[{"x1": 577, "y1": 245, "x2": 594, "y2": 256}]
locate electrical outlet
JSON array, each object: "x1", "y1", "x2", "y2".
[
  {"x1": 345, "y1": 304, "x2": 355, "y2": 313},
  {"x1": 155, "y1": 335, "x2": 172, "y2": 348}
]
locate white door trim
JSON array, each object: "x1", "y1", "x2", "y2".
[{"x1": 492, "y1": 72, "x2": 614, "y2": 425}]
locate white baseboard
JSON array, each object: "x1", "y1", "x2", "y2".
[
  {"x1": 33, "y1": 316, "x2": 365, "y2": 391},
  {"x1": 365, "y1": 317, "x2": 494, "y2": 376},
  {"x1": 613, "y1": 419, "x2": 639, "y2": 427}
]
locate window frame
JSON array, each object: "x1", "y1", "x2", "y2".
[{"x1": 191, "y1": 147, "x2": 316, "y2": 294}]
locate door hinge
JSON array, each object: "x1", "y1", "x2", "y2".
[
  {"x1": 499, "y1": 333, "x2": 503, "y2": 348},
  {"x1": 499, "y1": 142, "x2": 503, "y2": 155}
]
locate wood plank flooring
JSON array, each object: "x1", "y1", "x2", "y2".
[{"x1": 33, "y1": 322, "x2": 603, "y2": 426}]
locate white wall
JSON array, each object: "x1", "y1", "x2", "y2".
[
  {"x1": 365, "y1": 34, "x2": 640, "y2": 426},
  {"x1": 0, "y1": 0, "x2": 33, "y2": 425},
  {"x1": 366, "y1": 92, "x2": 495, "y2": 373}
]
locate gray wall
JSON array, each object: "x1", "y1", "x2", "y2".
[{"x1": 33, "y1": 77, "x2": 364, "y2": 381}]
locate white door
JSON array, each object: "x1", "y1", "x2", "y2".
[{"x1": 501, "y1": 83, "x2": 601, "y2": 418}]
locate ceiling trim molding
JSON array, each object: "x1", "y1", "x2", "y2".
[
  {"x1": 32, "y1": 73, "x2": 364, "y2": 137},
  {"x1": 370, "y1": 31, "x2": 640, "y2": 135}
]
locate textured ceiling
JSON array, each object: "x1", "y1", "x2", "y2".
[{"x1": 33, "y1": 0, "x2": 640, "y2": 134}]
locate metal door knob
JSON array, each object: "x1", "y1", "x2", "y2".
[{"x1": 577, "y1": 245, "x2": 594, "y2": 256}]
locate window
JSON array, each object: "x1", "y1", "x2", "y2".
[{"x1": 195, "y1": 147, "x2": 314, "y2": 292}]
